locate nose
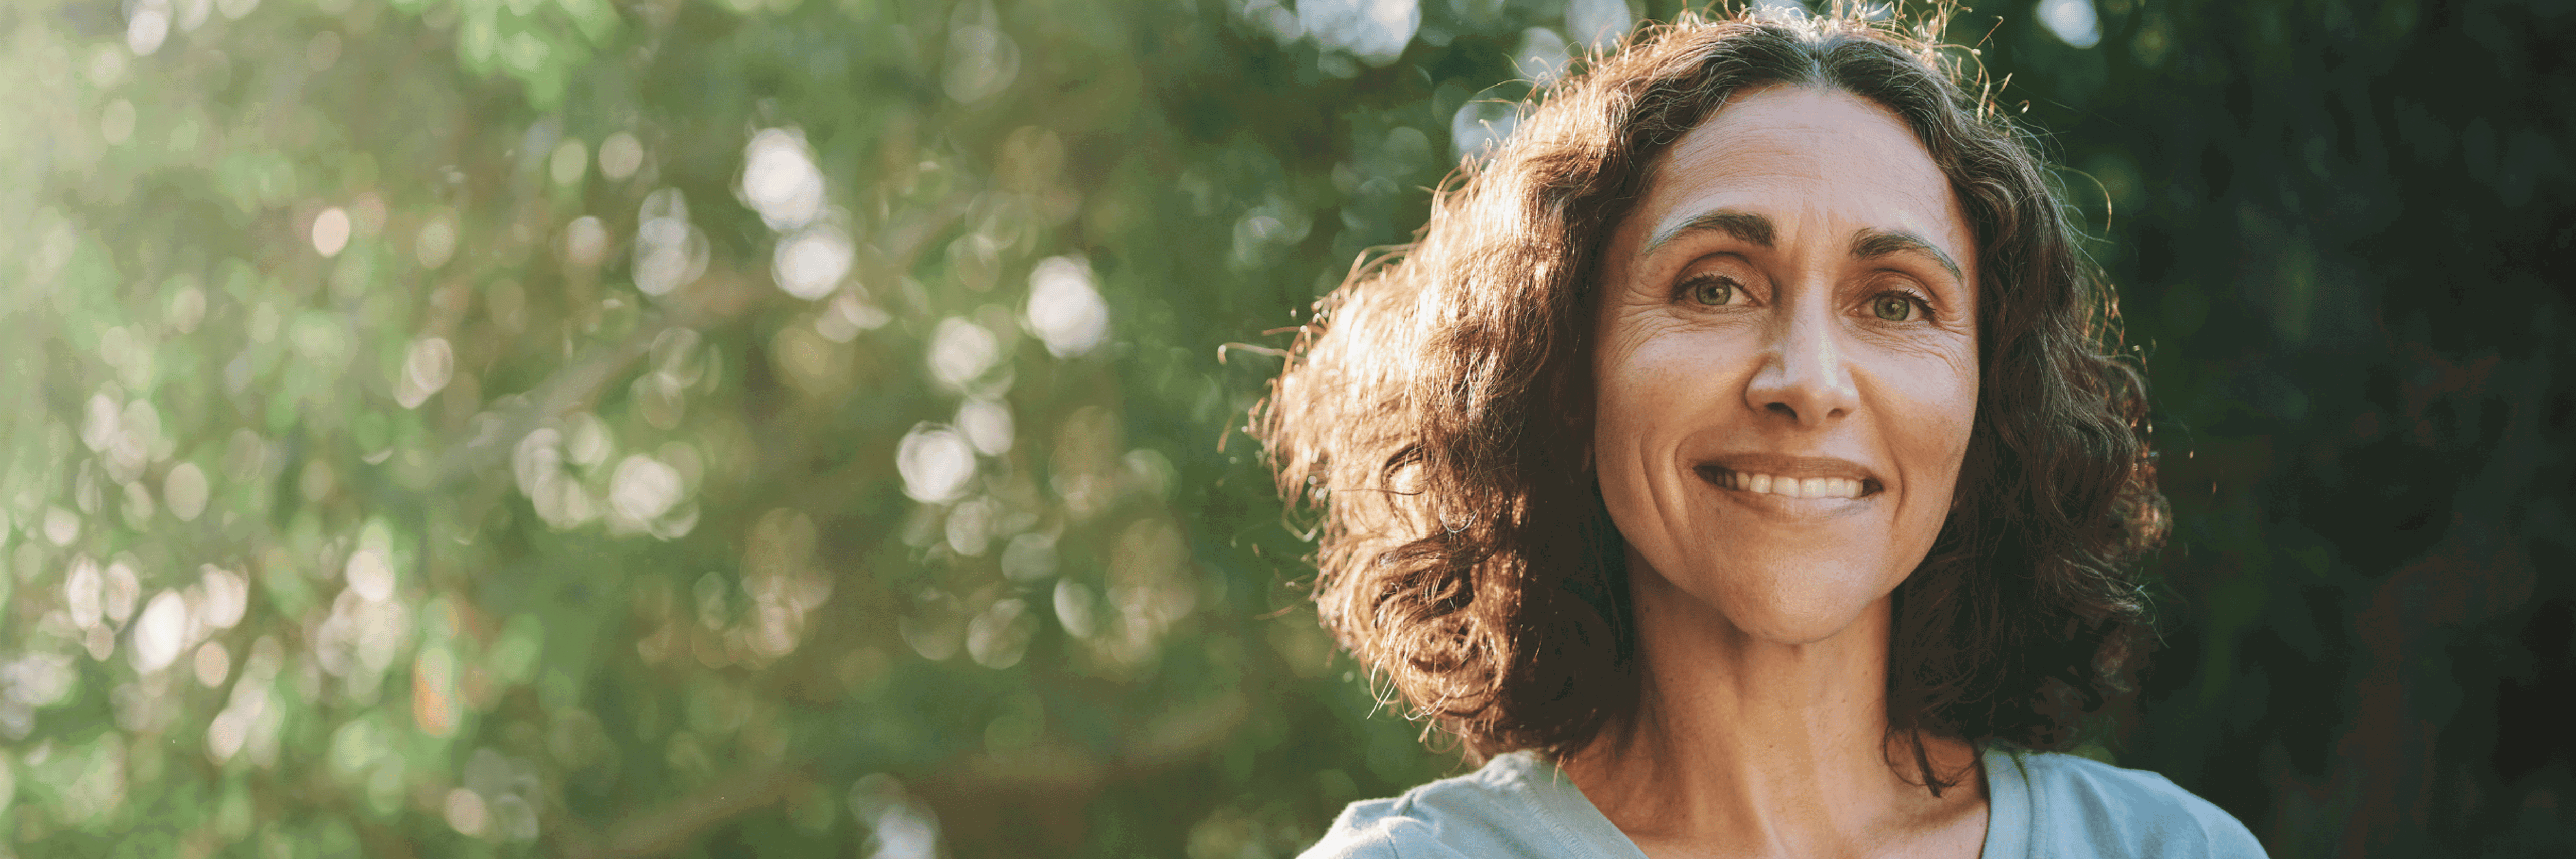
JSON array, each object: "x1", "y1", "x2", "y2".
[{"x1": 1742, "y1": 302, "x2": 1859, "y2": 426}]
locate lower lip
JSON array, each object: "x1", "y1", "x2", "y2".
[{"x1": 1692, "y1": 467, "x2": 1877, "y2": 518}]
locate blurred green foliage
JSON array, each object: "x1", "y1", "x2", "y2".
[{"x1": 0, "y1": 0, "x2": 2566, "y2": 856}]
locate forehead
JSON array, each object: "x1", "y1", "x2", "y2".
[{"x1": 1624, "y1": 85, "x2": 1970, "y2": 259}]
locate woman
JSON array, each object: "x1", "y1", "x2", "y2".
[{"x1": 1257, "y1": 9, "x2": 2266, "y2": 858}]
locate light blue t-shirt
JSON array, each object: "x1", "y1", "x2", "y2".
[{"x1": 1299, "y1": 746, "x2": 2266, "y2": 858}]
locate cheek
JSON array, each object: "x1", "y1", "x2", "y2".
[
  {"x1": 1882, "y1": 349, "x2": 1979, "y2": 515},
  {"x1": 1590, "y1": 320, "x2": 1679, "y2": 446},
  {"x1": 1588, "y1": 325, "x2": 1722, "y2": 536},
  {"x1": 1589, "y1": 345, "x2": 1665, "y2": 513}
]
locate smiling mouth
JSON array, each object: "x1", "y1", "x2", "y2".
[{"x1": 1693, "y1": 465, "x2": 1882, "y2": 500}]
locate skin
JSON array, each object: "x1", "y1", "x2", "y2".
[{"x1": 1564, "y1": 86, "x2": 1988, "y2": 858}]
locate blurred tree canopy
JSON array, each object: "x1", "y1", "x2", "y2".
[{"x1": 0, "y1": 0, "x2": 2566, "y2": 856}]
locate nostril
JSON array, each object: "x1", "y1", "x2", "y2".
[{"x1": 1765, "y1": 402, "x2": 1798, "y2": 420}]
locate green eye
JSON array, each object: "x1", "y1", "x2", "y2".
[
  {"x1": 1871, "y1": 294, "x2": 1918, "y2": 321},
  {"x1": 1689, "y1": 277, "x2": 1735, "y2": 306}
]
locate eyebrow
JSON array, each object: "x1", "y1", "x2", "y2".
[
  {"x1": 1850, "y1": 228, "x2": 1965, "y2": 285},
  {"x1": 1643, "y1": 210, "x2": 1774, "y2": 256},
  {"x1": 1641, "y1": 208, "x2": 1967, "y2": 287}
]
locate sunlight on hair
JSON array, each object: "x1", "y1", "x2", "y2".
[
  {"x1": 1512, "y1": 27, "x2": 1571, "y2": 82},
  {"x1": 1451, "y1": 100, "x2": 1520, "y2": 159}
]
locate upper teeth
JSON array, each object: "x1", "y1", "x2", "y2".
[{"x1": 1724, "y1": 471, "x2": 1866, "y2": 499}]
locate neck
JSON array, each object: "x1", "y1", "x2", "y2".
[{"x1": 1561, "y1": 565, "x2": 1985, "y2": 858}]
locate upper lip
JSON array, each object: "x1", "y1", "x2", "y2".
[{"x1": 1693, "y1": 453, "x2": 1883, "y2": 493}]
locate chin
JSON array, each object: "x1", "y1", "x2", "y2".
[{"x1": 1644, "y1": 551, "x2": 1905, "y2": 646}]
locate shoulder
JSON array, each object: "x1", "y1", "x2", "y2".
[
  {"x1": 2002, "y1": 750, "x2": 2268, "y2": 858},
  {"x1": 1296, "y1": 752, "x2": 1616, "y2": 859}
]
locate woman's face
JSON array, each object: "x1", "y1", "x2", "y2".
[{"x1": 1591, "y1": 85, "x2": 1979, "y2": 645}]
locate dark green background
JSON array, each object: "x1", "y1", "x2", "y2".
[{"x1": 0, "y1": 0, "x2": 2566, "y2": 856}]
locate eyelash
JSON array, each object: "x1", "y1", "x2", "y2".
[
  {"x1": 1672, "y1": 276, "x2": 1939, "y2": 322},
  {"x1": 1674, "y1": 274, "x2": 1744, "y2": 306},
  {"x1": 1870, "y1": 288, "x2": 1937, "y2": 322}
]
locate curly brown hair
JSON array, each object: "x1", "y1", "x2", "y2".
[{"x1": 1252, "y1": 8, "x2": 2167, "y2": 793}]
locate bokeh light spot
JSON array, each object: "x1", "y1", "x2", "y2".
[
  {"x1": 1299, "y1": 0, "x2": 1419, "y2": 65},
  {"x1": 344, "y1": 545, "x2": 395, "y2": 603},
  {"x1": 198, "y1": 565, "x2": 248, "y2": 630},
  {"x1": 67, "y1": 557, "x2": 104, "y2": 629},
  {"x1": 956, "y1": 399, "x2": 1013, "y2": 456},
  {"x1": 127, "y1": 0, "x2": 172, "y2": 55},
  {"x1": 312, "y1": 207, "x2": 351, "y2": 257},
  {"x1": 445, "y1": 787, "x2": 488, "y2": 837},
  {"x1": 633, "y1": 189, "x2": 709, "y2": 296},
  {"x1": 164, "y1": 462, "x2": 209, "y2": 521},
  {"x1": 965, "y1": 599, "x2": 1034, "y2": 669},
  {"x1": 193, "y1": 641, "x2": 230, "y2": 688},
  {"x1": 415, "y1": 217, "x2": 457, "y2": 269},
  {"x1": 943, "y1": 5, "x2": 1021, "y2": 103},
  {"x1": 927, "y1": 317, "x2": 1000, "y2": 391},
  {"x1": 609, "y1": 453, "x2": 684, "y2": 534},
  {"x1": 548, "y1": 139, "x2": 588, "y2": 186},
  {"x1": 741, "y1": 128, "x2": 825, "y2": 231},
  {"x1": 396, "y1": 337, "x2": 454, "y2": 410},
  {"x1": 598, "y1": 132, "x2": 644, "y2": 180},
  {"x1": 1567, "y1": 0, "x2": 1633, "y2": 51},
  {"x1": 564, "y1": 215, "x2": 611, "y2": 268},
  {"x1": 774, "y1": 222, "x2": 854, "y2": 300},
  {"x1": 131, "y1": 591, "x2": 189, "y2": 673},
  {"x1": 2038, "y1": 0, "x2": 2102, "y2": 48},
  {"x1": 896, "y1": 424, "x2": 976, "y2": 504},
  {"x1": 1024, "y1": 256, "x2": 1109, "y2": 358}
]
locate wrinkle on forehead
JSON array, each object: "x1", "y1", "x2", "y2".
[{"x1": 1627, "y1": 85, "x2": 1972, "y2": 270}]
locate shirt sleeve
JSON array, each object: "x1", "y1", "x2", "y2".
[
  {"x1": 2018, "y1": 752, "x2": 2270, "y2": 859},
  {"x1": 1296, "y1": 800, "x2": 1478, "y2": 859}
]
